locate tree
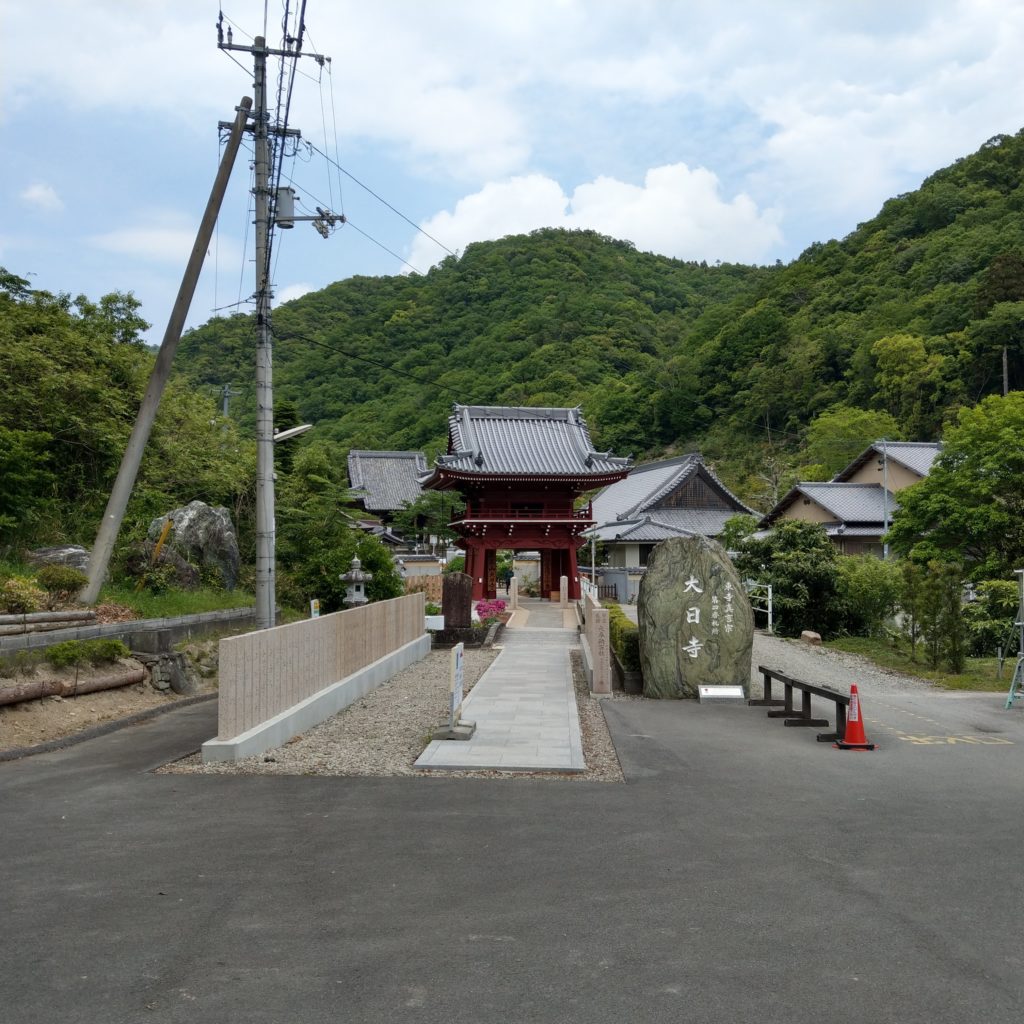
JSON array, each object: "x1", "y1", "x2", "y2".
[
  {"x1": 887, "y1": 392, "x2": 1024, "y2": 578},
  {"x1": 732, "y1": 521, "x2": 848, "y2": 638},
  {"x1": 392, "y1": 491, "x2": 465, "y2": 552},
  {"x1": 719, "y1": 514, "x2": 759, "y2": 552},
  {"x1": 801, "y1": 407, "x2": 903, "y2": 480},
  {"x1": 275, "y1": 440, "x2": 403, "y2": 611}
]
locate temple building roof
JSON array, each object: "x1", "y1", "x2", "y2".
[
  {"x1": 421, "y1": 405, "x2": 631, "y2": 486},
  {"x1": 590, "y1": 453, "x2": 754, "y2": 538},
  {"x1": 347, "y1": 450, "x2": 428, "y2": 512}
]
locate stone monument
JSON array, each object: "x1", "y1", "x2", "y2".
[
  {"x1": 637, "y1": 536, "x2": 754, "y2": 699},
  {"x1": 442, "y1": 571, "x2": 473, "y2": 629}
]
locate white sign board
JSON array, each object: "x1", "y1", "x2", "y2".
[
  {"x1": 698, "y1": 685, "x2": 745, "y2": 703},
  {"x1": 309, "y1": 599, "x2": 320, "y2": 619},
  {"x1": 449, "y1": 642, "x2": 465, "y2": 726}
]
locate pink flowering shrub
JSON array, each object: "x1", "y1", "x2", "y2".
[{"x1": 475, "y1": 599, "x2": 507, "y2": 621}]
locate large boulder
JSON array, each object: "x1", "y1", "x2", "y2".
[
  {"x1": 637, "y1": 536, "x2": 754, "y2": 699},
  {"x1": 26, "y1": 545, "x2": 92, "y2": 573},
  {"x1": 147, "y1": 501, "x2": 240, "y2": 590}
]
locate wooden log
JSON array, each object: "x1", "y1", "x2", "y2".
[
  {"x1": 0, "y1": 611, "x2": 97, "y2": 626},
  {"x1": 0, "y1": 666, "x2": 146, "y2": 706},
  {"x1": 0, "y1": 678, "x2": 63, "y2": 705},
  {"x1": 61, "y1": 667, "x2": 146, "y2": 696}
]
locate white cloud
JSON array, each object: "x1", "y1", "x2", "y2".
[
  {"x1": 89, "y1": 212, "x2": 242, "y2": 269},
  {"x1": 20, "y1": 182, "x2": 63, "y2": 211},
  {"x1": 409, "y1": 165, "x2": 781, "y2": 270},
  {"x1": 90, "y1": 226, "x2": 199, "y2": 264},
  {"x1": 275, "y1": 282, "x2": 313, "y2": 305}
]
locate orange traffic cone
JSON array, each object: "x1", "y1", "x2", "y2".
[{"x1": 834, "y1": 683, "x2": 876, "y2": 751}]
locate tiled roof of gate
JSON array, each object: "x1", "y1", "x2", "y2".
[
  {"x1": 347, "y1": 450, "x2": 428, "y2": 512},
  {"x1": 426, "y1": 405, "x2": 632, "y2": 479}
]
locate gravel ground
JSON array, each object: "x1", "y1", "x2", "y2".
[
  {"x1": 162, "y1": 646, "x2": 628, "y2": 782},
  {"x1": 752, "y1": 631, "x2": 936, "y2": 696}
]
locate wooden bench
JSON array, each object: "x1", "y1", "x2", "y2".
[{"x1": 748, "y1": 665, "x2": 850, "y2": 743}]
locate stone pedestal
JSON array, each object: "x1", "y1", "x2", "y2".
[
  {"x1": 559, "y1": 575, "x2": 568, "y2": 609},
  {"x1": 509, "y1": 576, "x2": 519, "y2": 610},
  {"x1": 442, "y1": 572, "x2": 473, "y2": 629},
  {"x1": 637, "y1": 536, "x2": 753, "y2": 700}
]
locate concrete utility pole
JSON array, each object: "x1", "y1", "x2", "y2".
[
  {"x1": 219, "y1": 383, "x2": 242, "y2": 417},
  {"x1": 880, "y1": 438, "x2": 890, "y2": 560},
  {"x1": 252, "y1": 35, "x2": 276, "y2": 631},
  {"x1": 217, "y1": 24, "x2": 338, "y2": 630},
  {"x1": 81, "y1": 97, "x2": 253, "y2": 605}
]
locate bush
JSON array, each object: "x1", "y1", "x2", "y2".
[
  {"x1": 836, "y1": 556, "x2": 902, "y2": 636},
  {"x1": 45, "y1": 638, "x2": 130, "y2": 669},
  {"x1": 732, "y1": 521, "x2": 848, "y2": 638},
  {"x1": 1, "y1": 576, "x2": 46, "y2": 614},
  {"x1": 606, "y1": 604, "x2": 641, "y2": 670},
  {"x1": 425, "y1": 602, "x2": 442, "y2": 615},
  {"x1": 444, "y1": 556, "x2": 466, "y2": 574},
  {"x1": 475, "y1": 599, "x2": 506, "y2": 623},
  {"x1": 35, "y1": 564, "x2": 89, "y2": 608}
]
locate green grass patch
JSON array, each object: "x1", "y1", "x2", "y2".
[
  {"x1": 825, "y1": 635, "x2": 1009, "y2": 692},
  {"x1": 96, "y1": 585, "x2": 255, "y2": 620}
]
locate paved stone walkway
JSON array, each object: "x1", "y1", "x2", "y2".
[{"x1": 414, "y1": 598, "x2": 585, "y2": 772}]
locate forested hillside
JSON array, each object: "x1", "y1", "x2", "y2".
[
  {"x1": 4, "y1": 129, "x2": 1024, "y2": 559},
  {"x1": 176, "y1": 129, "x2": 1024, "y2": 507},
  {"x1": 0, "y1": 271, "x2": 253, "y2": 550}
]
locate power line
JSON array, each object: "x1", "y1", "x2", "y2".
[
  {"x1": 343, "y1": 217, "x2": 425, "y2": 275},
  {"x1": 305, "y1": 140, "x2": 456, "y2": 257}
]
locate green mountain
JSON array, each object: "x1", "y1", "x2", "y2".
[
  {"x1": 177, "y1": 129, "x2": 1024, "y2": 507},
  {"x1": 5, "y1": 129, "x2": 1024, "y2": 556}
]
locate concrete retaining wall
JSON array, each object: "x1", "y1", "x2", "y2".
[
  {"x1": 202, "y1": 633, "x2": 431, "y2": 762},
  {"x1": 0, "y1": 606, "x2": 258, "y2": 655},
  {"x1": 579, "y1": 592, "x2": 611, "y2": 694},
  {"x1": 206, "y1": 593, "x2": 426, "y2": 760}
]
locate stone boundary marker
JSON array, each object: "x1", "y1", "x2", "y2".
[{"x1": 0, "y1": 607, "x2": 258, "y2": 655}]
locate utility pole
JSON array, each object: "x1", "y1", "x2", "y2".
[
  {"x1": 252, "y1": 35, "x2": 276, "y2": 631},
  {"x1": 880, "y1": 438, "x2": 890, "y2": 560},
  {"x1": 218, "y1": 20, "x2": 339, "y2": 630},
  {"x1": 218, "y1": 383, "x2": 242, "y2": 417},
  {"x1": 81, "y1": 96, "x2": 253, "y2": 605}
]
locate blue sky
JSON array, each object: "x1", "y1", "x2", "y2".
[{"x1": 3, "y1": 1, "x2": 1024, "y2": 341}]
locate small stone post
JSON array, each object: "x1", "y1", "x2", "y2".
[
  {"x1": 591, "y1": 605, "x2": 611, "y2": 694},
  {"x1": 559, "y1": 574, "x2": 568, "y2": 609},
  {"x1": 509, "y1": 575, "x2": 519, "y2": 610}
]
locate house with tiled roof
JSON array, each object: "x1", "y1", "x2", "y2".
[
  {"x1": 347, "y1": 450, "x2": 428, "y2": 519},
  {"x1": 758, "y1": 440, "x2": 942, "y2": 556},
  {"x1": 588, "y1": 453, "x2": 756, "y2": 566}
]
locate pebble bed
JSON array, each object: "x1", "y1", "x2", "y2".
[{"x1": 162, "y1": 646, "x2": 629, "y2": 782}]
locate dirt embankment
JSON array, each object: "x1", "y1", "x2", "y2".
[{"x1": 0, "y1": 640, "x2": 219, "y2": 752}]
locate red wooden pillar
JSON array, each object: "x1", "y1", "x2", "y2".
[
  {"x1": 566, "y1": 542, "x2": 580, "y2": 600},
  {"x1": 466, "y1": 542, "x2": 486, "y2": 600},
  {"x1": 484, "y1": 548, "x2": 497, "y2": 599}
]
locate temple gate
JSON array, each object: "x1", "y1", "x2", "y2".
[{"x1": 421, "y1": 405, "x2": 631, "y2": 600}]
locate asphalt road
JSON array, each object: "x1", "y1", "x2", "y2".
[{"x1": 2, "y1": 687, "x2": 1023, "y2": 1024}]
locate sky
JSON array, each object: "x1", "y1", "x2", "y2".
[{"x1": 3, "y1": 0, "x2": 1024, "y2": 342}]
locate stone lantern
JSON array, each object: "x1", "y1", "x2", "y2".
[{"x1": 340, "y1": 555, "x2": 373, "y2": 607}]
